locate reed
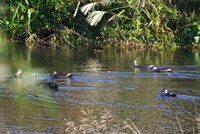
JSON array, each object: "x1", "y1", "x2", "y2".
[{"x1": 65, "y1": 108, "x2": 142, "y2": 133}]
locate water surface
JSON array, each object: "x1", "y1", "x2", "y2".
[{"x1": 0, "y1": 46, "x2": 199, "y2": 133}]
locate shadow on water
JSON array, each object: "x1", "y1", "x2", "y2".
[{"x1": 0, "y1": 44, "x2": 200, "y2": 133}]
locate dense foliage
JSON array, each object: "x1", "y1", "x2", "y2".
[{"x1": 0, "y1": 0, "x2": 199, "y2": 48}]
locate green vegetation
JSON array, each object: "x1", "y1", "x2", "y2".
[{"x1": 0, "y1": 0, "x2": 199, "y2": 48}]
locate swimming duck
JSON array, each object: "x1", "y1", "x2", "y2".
[
  {"x1": 149, "y1": 65, "x2": 172, "y2": 72},
  {"x1": 50, "y1": 71, "x2": 74, "y2": 79},
  {"x1": 43, "y1": 80, "x2": 59, "y2": 91},
  {"x1": 13, "y1": 69, "x2": 23, "y2": 78},
  {"x1": 161, "y1": 88, "x2": 176, "y2": 97},
  {"x1": 133, "y1": 59, "x2": 153, "y2": 68}
]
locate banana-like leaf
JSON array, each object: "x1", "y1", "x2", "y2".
[
  {"x1": 81, "y1": 2, "x2": 98, "y2": 15},
  {"x1": 102, "y1": 0, "x2": 116, "y2": 6},
  {"x1": 86, "y1": 11, "x2": 106, "y2": 26},
  {"x1": 73, "y1": 1, "x2": 81, "y2": 17}
]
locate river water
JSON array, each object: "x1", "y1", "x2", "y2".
[{"x1": 0, "y1": 45, "x2": 199, "y2": 133}]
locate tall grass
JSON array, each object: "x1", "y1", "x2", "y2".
[
  {"x1": 65, "y1": 108, "x2": 142, "y2": 133},
  {"x1": 64, "y1": 102, "x2": 199, "y2": 133}
]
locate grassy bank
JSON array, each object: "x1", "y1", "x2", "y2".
[{"x1": 0, "y1": 0, "x2": 199, "y2": 49}]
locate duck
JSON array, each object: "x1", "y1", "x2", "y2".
[
  {"x1": 43, "y1": 80, "x2": 59, "y2": 91},
  {"x1": 50, "y1": 71, "x2": 74, "y2": 79},
  {"x1": 149, "y1": 65, "x2": 172, "y2": 72},
  {"x1": 13, "y1": 69, "x2": 23, "y2": 78},
  {"x1": 161, "y1": 88, "x2": 176, "y2": 97},
  {"x1": 133, "y1": 59, "x2": 153, "y2": 68}
]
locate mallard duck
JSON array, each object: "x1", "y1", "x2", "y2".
[
  {"x1": 43, "y1": 80, "x2": 59, "y2": 91},
  {"x1": 161, "y1": 88, "x2": 176, "y2": 97},
  {"x1": 13, "y1": 69, "x2": 23, "y2": 78},
  {"x1": 149, "y1": 65, "x2": 172, "y2": 72},
  {"x1": 133, "y1": 60, "x2": 153, "y2": 68},
  {"x1": 50, "y1": 71, "x2": 74, "y2": 79}
]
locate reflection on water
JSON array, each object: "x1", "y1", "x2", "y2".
[
  {"x1": 0, "y1": 45, "x2": 199, "y2": 133},
  {"x1": 82, "y1": 59, "x2": 103, "y2": 72}
]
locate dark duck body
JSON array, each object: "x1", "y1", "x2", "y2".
[
  {"x1": 50, "y1": 71, "x2": 74, "y2": 79},
  {"x1": 13, "y1": 69, "x2": 23, "y2": 78},
  {"x1": 133, "y1": 60, "x2": 153, "y2": 68},
  {"x1": 43, "y1": 80, "x2": 59, "y2": 91},
  {"x1": 149, "y1": 65, "x2": 172, "y2": 72},
  {"x1": 161, "y1": 88, "x2": 176, "y2": 97}
]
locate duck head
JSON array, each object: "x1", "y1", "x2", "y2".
[
  {"x1": 161, "y1": 88, "x2": 168, "y2": 94},
  {"x1": 14, "y1": 69, "x2": 22, "y2": 78},
  {"x1": 150, "y1": 65, "x2": 157, "y2": 70},
  {"x1": 50, "y1": 71, "x2": 57, "y2": 76},
  {"x1": 149, "y1": 65, "x2": 154, "y2": 69},
  {"x1": 133, "y1": 60, "x2": 137, "y2": 66},
  {"x1": 16, "y1": 69, "x2": 22, "y2": 75}
]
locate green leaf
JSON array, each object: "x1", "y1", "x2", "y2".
[
  {"x1": 0, "y1": 20, "x2": 4, "y2": 24},
  {"x1": 25, "y1": 0, "x2": 29, "y2": 6},
  {"x1": 5, "y1": 21, "x2": 9, "y2": 25},
  {"x1": 20, "y1": 15, "x2": 24, "y2": 21},
  {"x1": 194, "y1": 36, "x2": 200, "y2": 43},
  {"x1": 27, "y1": 8, "x2": 34, "y2": 34}
]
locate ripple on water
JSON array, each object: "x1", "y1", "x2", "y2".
[
  {"x1": 0, "y1": 67, "x2": 199, "y2": 133},
  {"x1": 157, "y1": 94, "x2": 200, "y2": 101},
  {"x1": 58, "y1": 96, "x2": 150, "y2": 109}
]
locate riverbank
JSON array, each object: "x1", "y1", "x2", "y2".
[{"x1": 0, "y1": 0, "x2": 200, "y2": 49}]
